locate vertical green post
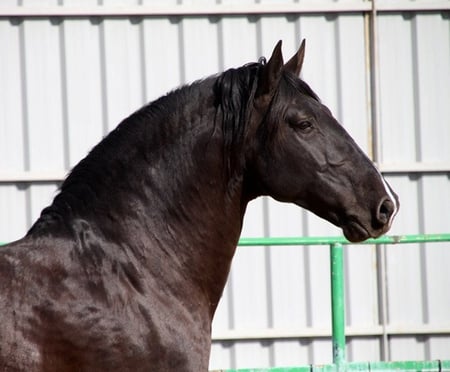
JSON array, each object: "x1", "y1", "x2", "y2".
[{"x1": 330, "y1": 242, "x2": 346, "y2": 370}]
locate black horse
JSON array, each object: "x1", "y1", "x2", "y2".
[{"x1": 0, "y1": 40, "x2": 398, "y2": 371}]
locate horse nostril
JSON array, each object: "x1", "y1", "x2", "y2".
[{"x1": 376, "y1": 198, "x2": 395, "y2": 226}]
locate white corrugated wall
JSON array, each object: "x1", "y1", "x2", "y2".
[{"x1": 0, "y1": 1, "x2": 449, "y2": 370}]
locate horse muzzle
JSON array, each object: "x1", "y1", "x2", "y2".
[{"x1": 341, "y1": 193, "x2": 399, "y2": 243}]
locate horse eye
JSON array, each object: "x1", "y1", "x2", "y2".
[{"x1": 296, "y1": 120, "x2": 313, "y2": 131}]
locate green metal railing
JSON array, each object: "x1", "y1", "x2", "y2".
[{"x1": 221, "y1": 234, "x2": 450, "y2": 372}]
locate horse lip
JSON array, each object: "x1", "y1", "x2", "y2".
[
  {"x1": 314, "y1": 210, "x2": 372, "y2": 243},
  {"x1": 294, "y1": 202, "x2": 381, "y2": 243},
  {"x1": 341, "y1": 220, "x2": 371, "y2": 243}
]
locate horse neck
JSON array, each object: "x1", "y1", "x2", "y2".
[
  {"x1": 28, "y1": 80, "x2": 249, "y2": 317},
  {"x1": 137, "y1": 103, "x2": 246, "y2": 315}
]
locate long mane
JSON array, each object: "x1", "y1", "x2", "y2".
[
  {"x1": 27, "y1": 62, "x2": 264, "y2": 235},
  {"x1": 213, "y1": 62, "x2": 262, "y2": 175}
]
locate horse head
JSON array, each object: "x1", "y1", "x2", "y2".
[{"x1": 245, "y1": 40, "x2": 399, "y2": 242}]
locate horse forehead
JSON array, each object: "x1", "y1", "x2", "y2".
[
  {"x1": 280, "y1": 91, "x2": 322, "y2": 112},
  {"x1": 299, "y1": 99, "x2": 336, "y2": 122}
]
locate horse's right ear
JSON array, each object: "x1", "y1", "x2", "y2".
[{"x1": 255, "y1": 40, "x2": 284, "y2": 106}]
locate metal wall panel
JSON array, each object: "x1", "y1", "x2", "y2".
[
  {"x1": 377, "y1": 10, "x2": 450, "y2": 362},
  {"x1": 378, "y1": 12, "x2": 450, "y2": 165},
  {"x1": 63, "y1": 18, "x2": 104, "y2": 165},
  {"x1": 0, "y1": 1, "x2": 449, "y2": 370},
  {"x1": 23, "y1": 19, "x2": 65, "y2": 171}
]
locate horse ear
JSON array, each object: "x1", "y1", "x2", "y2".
[
  {"x1": 284, "y1": 39, "x2": 306, "y2": 76},
  {"x1": 255, "y1": 40, "x2": 284, "y2": 103}
]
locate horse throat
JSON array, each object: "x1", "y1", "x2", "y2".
[{"x1": 146, "y1": 130, "x2": 246, "y2": 318}]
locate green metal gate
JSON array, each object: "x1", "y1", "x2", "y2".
[{"x1": 218, "y1": 234, "x2": 450, "y2": 372}]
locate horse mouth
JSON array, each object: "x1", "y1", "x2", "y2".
[{"x1": 341, "y1": 220, "x2": 371, "y2": 243}]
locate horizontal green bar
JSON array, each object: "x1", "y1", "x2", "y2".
[
  {"x1": 218, "y1": 359, "x2": 450, "y2": 372},
  {"x1": 238, "y1": 233, "x2": 450, "y2": 247},
  {"x1": 2, "y1": 234, "x2": 449, "y2": 248},
  {"x1": 214, "y1": 367, "x2": 312, "y2": 372}
]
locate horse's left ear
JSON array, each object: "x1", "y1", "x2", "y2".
[
  {"x1": 255, "y1": 40, "x2": 284, "y2": 104},
  {"x1": 284, "y1": 39, "x2": 306, "y2": 76}
]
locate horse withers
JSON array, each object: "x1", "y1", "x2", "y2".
[{"x1": 0, "y1": 40, "x2": 398, "y2": 371}]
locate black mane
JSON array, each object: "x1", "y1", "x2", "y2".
[
  {"x1": 213, "y1": 62, "x2": 262, "y2": 174},
  {"x1": 28, "y1": 62, "x2": 265, "y2": 235}
]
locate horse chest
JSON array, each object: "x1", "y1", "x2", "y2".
[{"x1": 0, "y1": 240, "x2": 212, "y2": 371}]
